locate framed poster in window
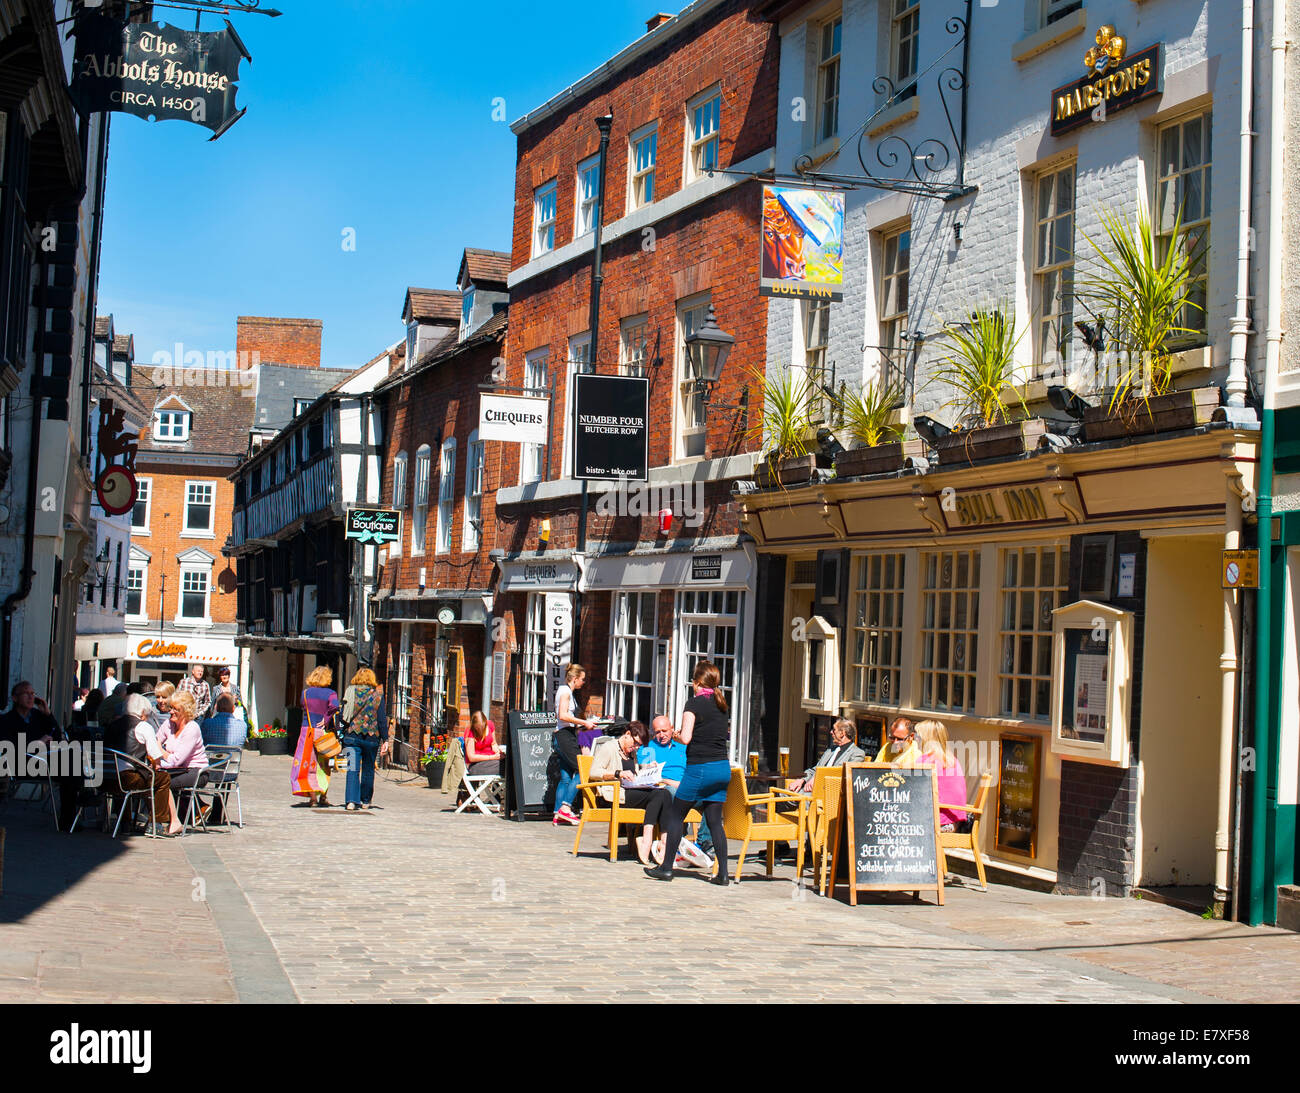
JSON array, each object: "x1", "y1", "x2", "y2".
[
  {"x1": 996, "y1": 733, "x2": 1041, "y2": 857},
  {"x1": 1050, "y1": 600, "x2": 1133, "y2": 766}
]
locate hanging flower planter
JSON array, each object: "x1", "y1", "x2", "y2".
[{"x1": 932, "y1": 418, "x2": 1048, "y2": 465}]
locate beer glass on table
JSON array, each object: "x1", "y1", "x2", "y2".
[
  {"x1": 778, "y1": 747, "x2": 790, "y2": 778},
  {"x1": 747, "y1": 751, "x2": 760, "y2": 777}
]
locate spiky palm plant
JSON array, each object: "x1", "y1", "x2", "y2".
[
  {"x1": 935, "y1": 307, "x2": 1026, "y2": 429},
  {"x1": 747, "y1": 367, "x2": 817, "y2": 463},
  {"x1": 837, "y1": 375, "x2": 906, "y2": 447}
]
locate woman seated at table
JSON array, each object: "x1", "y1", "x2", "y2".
[
  {"x1": 464, "y1": 711, "x2": 501, "y2": 776},
  {"x1": 157, "y1": 690, "x2": 210, "y2": 825},
  {"x1": 914, "y1": 719, "x2": 968, "y2": 832},
  {"x1": 589, "y1": 722, "x2": 674, "y2": 866},
  {"x1": 117, "y1": 694, "x2": 183, "y2": 836}
]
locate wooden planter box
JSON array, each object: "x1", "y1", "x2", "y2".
[
  {"x1": 755, "y1": 453, "x2": 817, "y2": 488},
  {"x1": 834, "y1": 438, "x2": 926, "y2": 478},
  {"x1": 933, "y1": 419, "x2": 1048, "y2": 466},
  {"x1": 1081, "y1": 387, "x2": 1221, "y2": 441}
]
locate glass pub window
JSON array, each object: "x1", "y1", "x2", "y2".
[
  {"x1": 607, "y1": 591, "x2": 656, "y2": 724},
  {"x1": 999, "y1": 545, "x2": 1067, "y2": 721},
  {"x1": 816, "y1": 15, "x2": 842, "y2": 143},
  {"x1": 878, "y1": 226, "x2": 910, "y2": 390},
  {"x1": 848, "y1": 553, "x2": 905, "y2": 705},
  {"x1": 892, "y1": 0, "x2": 920, "y2": 98},
  {"x1": 919, "y1": 549, "x2": 980, "y2": 713},
  {"x1": 1033, "y1": 163, "x2": 1076, "y2": 376},
  {"x1": 1156, "y1": 111, "x2": 1212, "y2": 340}
]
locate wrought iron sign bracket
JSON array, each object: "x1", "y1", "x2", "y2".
[{"x1": 793, "y1": 0, "x2": 976, "y2": 203}]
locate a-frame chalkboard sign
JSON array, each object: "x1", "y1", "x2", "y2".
[{"x1": 842, "y1": 763, "x2": 944, "y2": 906}]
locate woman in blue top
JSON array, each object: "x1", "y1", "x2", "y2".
[{"x1": 644, "y1": 661, "x2": 731, "y2": 885}]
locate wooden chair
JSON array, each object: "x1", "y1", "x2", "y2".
[
  {"x1": 719, "y1": 767, "x2": 808, "y2": 882},
  {"x1": 803, "y1": 767, "x2": 844, "y2": 897},
  {"x1": 571, "y1": 754, "x2": 647, "y2": 862},
  {"x1": 940, "y1": 772, "x2": 993, "y2": 891}
]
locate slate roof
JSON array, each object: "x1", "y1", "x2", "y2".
[
  {"x1": 252, "y1": 363, "x2": 354, "y2": 435},
  {"x1": 459, "y1": 248, "x2": 510, "y2": 289},
  {"x1": 130, "y1": 364, "x2": 261, "y2": 459},
  {"x1": 374, "y1": 308, "x2": 508, "y2": 394},
  {"x1": 404, "y1": 287, "x2": 461, "y2": 323},
  {"x1": 94, "y1": 316, "x2": 112, "y2": 339}
]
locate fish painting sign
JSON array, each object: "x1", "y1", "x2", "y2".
[
  {"x1": 759, "y1": 186, "x2": 845, "y2": 301},
  {"x1": 71, "y1": 14, "x2": 251, "y2": 138}
]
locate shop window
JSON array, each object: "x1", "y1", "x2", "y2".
[
  {"x1": 1156, "y1": 111, "x2": 1212, "y2": 342},
  {"x1": 521, "y1": 593, "x2": 548, "y2": 711},
  {"x1": 1032, "y1": 162, "x2": 1076, "y2": 376},
  {"x1": 848, "y1": 552, "x2": 905, "y2": 705},
  {"x1": 685, "y1": 87, "x2": 721, "y2": 184},
  {"x1": 999, "y1": 545, "x2": 1067, "y2": 721},
  {"x1": 675, "y1": 589, "x2": 740, "y2": 721},
  {"x1": 606, "y1": 591, "x2": 656, "y2": 724},
  {"x1": 919, "y1": 549, "x2": 980, "y2": 714},
  {"x1": 628, "y1": 123, "x2": 657, "y2": 211}
]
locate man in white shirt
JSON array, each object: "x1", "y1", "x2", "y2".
[{"x1": 99, "y1": 666, "x2": 120, "y2": 696}]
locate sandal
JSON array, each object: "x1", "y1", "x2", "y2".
[{"x1": 346, "y1": 802, "x2": 358, "y2": 811}]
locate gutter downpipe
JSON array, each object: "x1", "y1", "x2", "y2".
[
  {"x1": 1227, "y1": 0, "x2": 1255, "y2": 409},
  {"x1": 1250, "y1": 0, "x2": 1288, "y2": 926}
]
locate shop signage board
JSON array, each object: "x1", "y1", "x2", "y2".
[
  {"x1": 1049, "y1": 26, "x2": 1162, "y2": 137},
  {"x1": 841, "y1": 763, "x2": 944, "y2": 906},
  {"x1": 996, "y1": 733, "x2": 1041, "y2": 857},
  {"x1": 505, "y1": 710, "x2": 555, "y2": 820},
  {"x1": 71, "y1": 14, "x2": 251, "y2": 138},
  {"x1": 544, "y1": 593, "x2": 573, "y2": 698},
  {"x1": 690, "y1": 554, "x2": 723, "y2": 581},
  {"x1": 759, "y1": 186, "x2": 844, "y2": 301},
  {"x1": 344, "y1": 507, "x2": 402, "y2": 544},
  {"x1": 573, "y1": 374, "x2": 649, "y2": 482},
  {"x1": 479, "y1": 393, "x2": 549, "y2": 445},
  {"x1": 1222, "y1": 550, "x2": 1260, "y2": 590}
]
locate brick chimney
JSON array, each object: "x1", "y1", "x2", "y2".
[
  {"x1": 235, "y1": 316, "x2": 323, "y2": 369},
  {"x1": 646, "y1": 12, "x2": 672, "y2": 32}
]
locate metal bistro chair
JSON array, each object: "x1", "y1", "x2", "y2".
[
  {"x1": 455, "y1": 737, "x2": 503, "y2": 815},
  {"x1": 92, "y1": 748, "x2": 160, "y2": 839},
  {"x1": 203, "y1": 745, "x2": 245, "y2": 828},
  {"x1": 3, "y1": 747, "x2": 61, "y2": 829},
  {"x1": 178, "y1": 753, "x2": 232, "y2": 835}
]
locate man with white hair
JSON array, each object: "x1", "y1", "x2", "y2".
[{"x1": 116, "y1": 694, "x2": 182, "y2": 836}]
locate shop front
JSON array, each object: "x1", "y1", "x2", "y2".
[
  {"x1": 491, "y1": 556, "x2": 580, "y2": 721},
  {"x1": 740, "y1": 429, "x2": 1257, "y2": 898},
  {"x1": 121, "y1": 632, "x2": 241, "y2": 691}
]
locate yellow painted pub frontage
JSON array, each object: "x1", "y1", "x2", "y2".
[{"x1": 740, "y1": 427, "x2": 1257, "y2": 901}]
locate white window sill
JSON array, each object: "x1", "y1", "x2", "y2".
[
  {"x1": 132, "y1": 528, "x2": 150, "y2": 536},
  {"x1": 800, "y1": 136, "x2": 839, "y2": 170},
  {"x1": 181, "y1": 531, "x2": 215, "y2": 539},
  {"x1": 1012, "y1": 7, "x2": 1088, "y2": 64},
  {"x1": 174, "y1": 618, "x2": 213, "y2": 628},
  {"x1": 867, "y1": 98, "x2": 919, "y2": 139}
]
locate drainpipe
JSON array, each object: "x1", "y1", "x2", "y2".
[
  {"x1": 1215, "y1": 477, "x2": 1244, "y2": 914},
  {"x1": 1226, "y1": 0, "x2": 1255, "y2": 409},
  {"x1": 1249, "y1": 0, "x2": 1288, "y2": 926}
]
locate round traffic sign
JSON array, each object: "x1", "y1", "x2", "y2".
[{"x1": 1226, "y1": 561, "x2": 1240, "y2": 587}]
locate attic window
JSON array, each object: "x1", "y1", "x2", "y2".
[
  {"x1": 153, "y1": 410, "x2": 190, "y2": 442},
  {"x1": 460, "y1": 288, "x2": 475, "y2": 341}
]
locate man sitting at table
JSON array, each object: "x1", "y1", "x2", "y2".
[
  {"x1": 638, "y1": 715, "x2": 687, "y2": 792},
  {"x1": 874, "y1": 716, "x2": 921, "y2": 766},
  {"x1": 787, "y1": 718, "x2": 866, "y2": 793}
]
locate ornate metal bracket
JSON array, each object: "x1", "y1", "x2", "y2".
[{"x1": 794, "y1": 0, "x2": 975, "y2": 202}]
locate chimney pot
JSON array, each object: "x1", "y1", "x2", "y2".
[{"x1": 646, "y1": 12, "x2": 672, "y2": 32}]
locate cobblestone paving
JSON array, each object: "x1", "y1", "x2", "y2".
[{"x1": 4, "y1": 753, "x2": 1298, "y2": 1004}]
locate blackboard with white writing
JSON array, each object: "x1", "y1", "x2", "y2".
[
  {"x1": 842, "y1": 763, "x2": 944, "y2": 905},
  {"x1": 505, "y1": 710, "x2": 555, "y2": 820}
]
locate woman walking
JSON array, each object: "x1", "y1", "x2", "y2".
[
  {"x1": 644, "y1": 661, "x2": 731, "y2": 886},
  {"x1": 552, "y1": 662, "x2": 596, "y2": 826},
  {"x1": 340, "y1": 668, "x2": 389, "y2": 811},
  {"x1": 292, "y1": 665, "x2": 340, "y2": 807}
]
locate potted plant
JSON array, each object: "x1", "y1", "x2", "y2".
[
  {"x1": 750, "y1": 369, "x2": 819, "y2": 487},
  {"x1": 260, "y1": 718, "x2": 290, "y2": 756},
  {"x1": 247, "y1": 724, "x2": 268, "y2": 753},
  {"x1": 832, "y1": 375, "x2": 923, "y2": 477},
  {"x1": 1076, "y1": 208, "x2": 1219, "y2": 439},
  {"x1": 420, "y1": 734, "x2": 452, "y2": 788},
  {"x1": 931, "y1": 307, "x2": 1045, "y2": 465}
]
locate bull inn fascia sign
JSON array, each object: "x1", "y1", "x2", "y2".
[{"x1": 1049, "y1": 25, "x2": 1162, "y2": 137}]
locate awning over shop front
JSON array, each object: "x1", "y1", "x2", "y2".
[
  {"x1": 581, "y1": 543, "x2": 755, "y2": 591},
  {"x1": 74, "y1": 632, "x2": 132, "y2": 661}
]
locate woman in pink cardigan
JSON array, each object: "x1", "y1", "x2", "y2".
[{"x1": 157, "y1": 690, "x2": 209, "y2": 826}]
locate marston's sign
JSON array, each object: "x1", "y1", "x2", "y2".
[
  {"x1": 137, "y1": 639, "x2": 188, "y2": 658},
  {"x1": 71, "y1": 14, "x2": 250, "y2": 138},
  {"x1": 1049, "y1": 26, "x2": 1161, "y2": 136}
]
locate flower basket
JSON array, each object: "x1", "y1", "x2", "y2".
[
  {"x1": 932, "y1": 419, "x2": 1048, "y2": 466},
  {"x1": 247, "y1": 736, "x2": 263, "y2": 754},
  {"x1": 834, "y1": 438, "x2": 926, "y2": 478},
  {"x1": 424, "y1": 761, "x2": 446, "y2": 788},
  {"x1": 755, "y1": 453, "x2": 818, "y2": 488},
  {"x1": 260, "y1": 734, "x2": 289, "y2": 756},
  {"x1": 1081, "y1": 386, "x2": 1220, "y2": 441}
]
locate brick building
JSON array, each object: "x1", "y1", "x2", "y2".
[
  {"x1": 491, "y1": 0, "x2": 778, "y2": 756},
  {"x1": 370, "y1": 250, "x2": 509, "y2": 764}
]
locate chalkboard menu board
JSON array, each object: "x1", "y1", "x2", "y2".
[
  {"x1": 996, "y1": 733, "x2": 1040, "y2": 856},
  {"x1": 842, "y1": 764, "x2": 944, "y2": 905},
  {"x1": 505, "y1": 711, "x2": 554, "y2": 821}
]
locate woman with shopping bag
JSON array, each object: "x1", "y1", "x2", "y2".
[{"x1": 291, "y1": 665, "x2": 341, "y2": 807}]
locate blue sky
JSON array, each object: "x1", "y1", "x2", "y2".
[{"x1": 98, "y1": 0, "x2": 664, "y2": 370}]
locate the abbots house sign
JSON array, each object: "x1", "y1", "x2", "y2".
[{"x1": 71, "y1": 14, "x2": 251, "y2": 138}]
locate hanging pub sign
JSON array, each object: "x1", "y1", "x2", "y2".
[
  {"x1": 344, "y1": 506, "x2": 402, "y2": 544},
  {"x1": 479, "y1": 392, "x2": 549, "y2": 445},
  {"x1": 759, "y1": 186, "x2": 844, "y2": 301},
  {"x1": 1049, "y1": 25, "x2": 1162, "y2": 136},
  {"x1": 573, "y1": 374, "x2": 649, "y2": 482},
  {"x1": 71, "y1": 13, "x2": 251, "y2": 139},
  {"x1": 94, "y1": 397, "x2": 139, "y2": 516}
]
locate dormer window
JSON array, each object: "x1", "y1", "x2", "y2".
[
  {"x1": 460, "y1": 288, "x2": 475, "y2": 341},
  {"x1": 153, "y1": 410, "x2": 190, "y2": 442},
  {"x1": 405, "y1": 321, "x2": 418, "y2": 370}
]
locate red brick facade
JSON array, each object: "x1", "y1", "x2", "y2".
[{"x1": 236, "y1": 316, "x2": 323, "y2": 369}]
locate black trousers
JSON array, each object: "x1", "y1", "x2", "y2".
[
  {"x1": 621, "y1": 786, "x2": 673, "y2": 828},
  {"x1": 662, "y1": 797, "x2": 727, "y2": 881}
]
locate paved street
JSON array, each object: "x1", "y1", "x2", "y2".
[{"x1": 2, "y1": 752, "x2": 1298, "y2": 1004}]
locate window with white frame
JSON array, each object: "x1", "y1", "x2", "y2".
[
  {"x1": 816, "y1": 14, "x2": 842, "y2": 144},
  {"x1": 685, "y1": 87, "x2": 721, "y2": 183},
  {"x1": 460, "y1": 288, "x2": 475, "y2": 340},
  {"x1": 389, "y1": 451, "x2": 406, "y2": 557},
  {"x1": 126, "y1": 565, "x2": 146, "y2": 618},
  {"x1": 919, "y1": 549, "x2": 980, "y2": 714},
  {"x1": 1156, "y1": 111, "x2": 1212, "y2": 340},
  {"x1": 575, "y1": 155, "x2": 600, "y2": 237},
  {"x1": 999, "y1": 544, "x2": 1067, "y2": 721},
  {"x1": 397, "y1": 625, "x2": 412, "y2": 721},
  {"x1": 1033, "y1": 162, "x2": 1076, "y2": 376},
  {"x1": 891, "y1": 0, "x2": 920, "y2": 97},
  {"x1": 521, "y1": 593, "x2": 548, "y2": 712},
  {"x1": 153, "y1": 410, "x2": 189, "y2": 442},
  {"x1": 521, "y1": 348, "x2": 549, "y2": 484},
  {"x1": 606, "y1": 591, "x2": 656, "y2": 724},
  {"x1": 183, "y1": 482, "x2": 214, "y2": 535},
  {"x1": 463, "y1": 431, "x2": 484, "y2": 552},
  {"x1": 565, "y1": 333, "x2": 593, "y2": 476},
  {"x1": 436, "y1": 438, "x2": 456, "y2": 554},
  {"x1": 676, "y1": 294, "x2": 711, "y2": 459},
  {"x1": 803, "y1": 297, "x2": 832, "y2": 421},
  {"x1": 131, "y1": 477, "x2": 151, "y2": 533},
  {"x1": 674, "y1": 589, "x2": 740, "y2": 723},
  {"x1": 878, "y1": 225, "x2": 910, "y2": 390},
  {"x1": 629, "y1": 124, "x2": 657, "y2": 210},
  {"x1": 412, "y1": 444, "x2": 431, "y2": 555},
  {"x1": 532, "y1": 180, "x2": 557, "y2": 257},
  {"x1": 620, "y1": 316, "x2": 649, "y2": 377},
  {"x1": 179, "y1": 567, "x2": 210, "y2": 622},
  {"x1": 848, "y1": 553, "x2": 906, "y2": 705},
  {"x1": 1041, "y1": 0, "x2": 1082, "y2": 27}
]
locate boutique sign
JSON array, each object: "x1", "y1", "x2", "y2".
[
  {"x1": 71, "y1": 14, "x2": 251, "y2": 138},
  {"x1": 1049, "y1": 25, "x2": 1161, "y2": 136}
]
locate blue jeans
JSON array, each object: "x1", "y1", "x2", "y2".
[
  {"x1": 342, "y1": 734, "x2": 380, "y2": 805},
  {"x1": 553, "y1": 730, "x2": 580, "y2": 812}
]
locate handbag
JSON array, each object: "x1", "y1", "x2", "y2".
[{"x1": 307, "y1": 695, "x2": 342, "y2": 761}]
